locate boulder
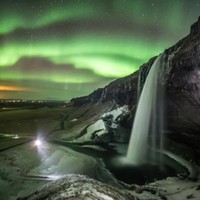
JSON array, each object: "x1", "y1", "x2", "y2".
[{"x1": 18, "y1": 174, "x2": 135, "y2": 200}]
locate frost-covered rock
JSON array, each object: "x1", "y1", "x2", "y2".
[
  {"x1": 75, "y1": 119, "x2": 108, "y2": 143},
  {"x1": 74, "y1": 106, "x2": 130, "y2": 143},
  {"x1": 18, "y1": 174, "x2": 135, "y2": 200},
  {"x1": 101, "y1": 106, "x2": 129, "y2": 121},
  {"x1": 101, "y1": 105, "x2": 130, "y2": 129}
]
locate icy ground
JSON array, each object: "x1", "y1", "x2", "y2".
[
  {"x1": 0, "y1": 140, "x2": 200, "y2": 200},
  {"x1": 149, "y1": 177, "x2": 200, "y2": 200},
  {"x1": 0, "y1": 141, "x2": 97, "y2": 200}
]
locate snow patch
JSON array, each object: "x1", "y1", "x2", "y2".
[
  {"x1": 87, "y1": 119, "x2": 106, "y2": 136},
  {"x1": 95, "y1": 191, "x2": 114, "y2": 200},
  {"x1": 74, "y1": 106, "x2": 130, "y2": 143},
  {"x1": 150, "y1": 177, "x2": 200, "y2": 200},
  {"x1": 70, "y1": 118, "x2": 78, "y2": 122},
  {"x1": 102, "y1": 105, "x2": 129, "y2": 121},
  {"x1": 102, "y1": 105, "x2": 129, "y2": 129},
  {"x1": 76, "y1": 119, "x2": 107, "y2": 142}
]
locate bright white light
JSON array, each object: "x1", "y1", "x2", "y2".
[
  {"x1": 13, "y1": 134, "x2": 19, "y2": 139},
  {"x1": 34, "y1": 139, "x2": 42, "y2": 146}
]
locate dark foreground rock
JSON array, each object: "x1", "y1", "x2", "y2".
[{"x1": 18, "y1": 174, "x2": 135, "y2": 200}]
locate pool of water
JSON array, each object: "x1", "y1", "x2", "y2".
[
  {"x1": 53, "y1": 141, "x2": 188, "y2": 185},
  {"x1": 105, "y1": 153, "x2": 187, "y2": 185}
]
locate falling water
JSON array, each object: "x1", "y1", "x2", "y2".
[{"x1": 127, "y1": 54, "x2": 165, "y2": 165}]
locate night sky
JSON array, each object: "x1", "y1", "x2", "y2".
[{"x1": 0, "y1": 0, "x2": 199, "y2": 100}]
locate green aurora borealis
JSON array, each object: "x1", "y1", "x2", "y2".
[{"x1": 0, "y1": 0, "x2": 200, "y2": 100}]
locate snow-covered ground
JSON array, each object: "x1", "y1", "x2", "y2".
[
  {"x1": 0, "y1": 141, "x2": 97, "y2": 200},
  {"x1": 74, "y1": 106, "x2": 130, "y2": 143},
  {"x1": 1, "y1": 139, "x2": 200, "y2": 200},
  {"x1": 101, "y1": 105, "x2": 129, "y2": 129},
  {"x1": 75, "y1": 119, "x2": 107, "y2": 142},
  {"x1": 149, "y1": 177, "x2": 200, "y2": 200}
]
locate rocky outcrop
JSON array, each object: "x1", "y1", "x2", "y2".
[{"x1": 19, "y1": 174, "x2": 135, "y2": 200}]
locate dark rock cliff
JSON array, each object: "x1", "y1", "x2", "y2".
[
  {"x1": 70, "y1": 17, "x2": 200, "y2": 138},
  {"x1": 71, "y1": 56, "x2": 157, "y2": 108},
  {"x1": 165, "y1": 17, "x2": 200, "y2": 135}
]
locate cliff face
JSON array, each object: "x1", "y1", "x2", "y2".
[
  {"x1": 71, "y1": 72, "x2": 138, "y2": 107},
  {"x1": 71, "y1": 57, "x2": 157, "y2": 108},
  {"x1": 165, "y1": 17, "x2": 200, "y2": 134},
  {"x1": 70, "y1": 17, "x2": 200, "y2": 138}
]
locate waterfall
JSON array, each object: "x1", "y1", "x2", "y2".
[{"x1": 127, "y1": 54, "x2": 165, "y2": 166}]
